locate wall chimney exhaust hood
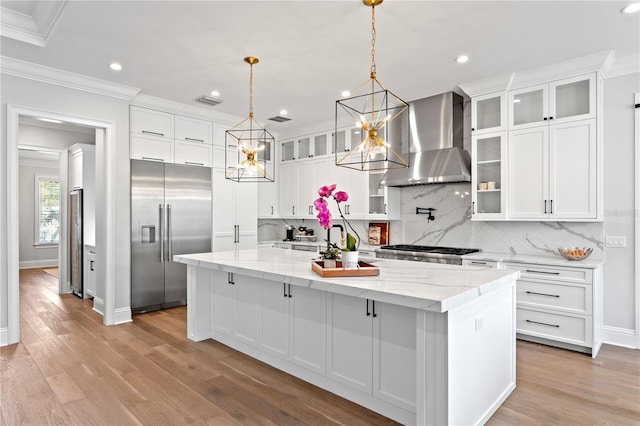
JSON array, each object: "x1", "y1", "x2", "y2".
[{"x1": 380, "y1": 92, "x2": 471, "y2": 187}]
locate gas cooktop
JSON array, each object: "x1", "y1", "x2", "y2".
[
  {"x1": 375, "y1": 245, "x2": 480, "y2": 265},
  {"x1": 378, "y1": 245, "x2": 480, "y2": 256}
]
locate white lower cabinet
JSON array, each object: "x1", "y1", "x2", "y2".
[
  {"x1": 233, "y1": 274, "x2": 262, "y2": 346},
  {"x1": 211, "y1": 270, "x2": 234, "y2": 336},
  {"x1": 289, "y1": 285, "x2": 327, "y2": 374},
  {"x1": 504, "y1": 261, "x2": 603, "y2": 357},
  {"x1": 327, "y1": 293, "x2": 417, "y2": 412}
]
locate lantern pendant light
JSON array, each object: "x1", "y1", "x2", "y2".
[
  {"x1": 225, "y1": 56, "x2": 275, "y2": 182},
  {"x1": 335, "y1": 0, "x2": 410, "y2": 172}
]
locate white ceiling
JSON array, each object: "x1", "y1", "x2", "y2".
[{"x1": 1, "y1": 1, "x2": 639, "y2": 134}]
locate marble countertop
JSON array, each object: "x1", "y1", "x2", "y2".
[
  {"x1": 260, "y1": 240, "x2": 381, "y2": 253},
  {"x1": 175, "y1": 248, "x2": 519, "y2": 313},
  {"x1": 462, "y1": 251, "x2": 604, "y2": 268}
]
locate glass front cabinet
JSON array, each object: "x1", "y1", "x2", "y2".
[
  {"x1": 471, "y1": 131, "x2": 506, "y2": 220},
  {"x1": 471, "y1": 92, "x2": 507, "y2": 135},
  {"x1": 509, "y1": 73, "x2": 596, "y2": 131}
]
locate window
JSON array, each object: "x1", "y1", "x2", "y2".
[{"x1": 35, "y1": 175, "x2": 60, "y2": 245}]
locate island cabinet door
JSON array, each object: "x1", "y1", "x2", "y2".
[
  {"x1": 326, "y1": 294, "x2": 373, "y2": 394},
  {"x1": 372, "y1": 302, "x2": 417, "y2": 413},
  {"x1": 289, "y1": 286, "x2": 327, "y2": 374},
  {"x1": 211, "y1": 270, "x2": 235, "y2": 336},
  {"x1": 233, "y1": 275, "x2": 262, "y2": 347},
  {"x1": 261, "y1": 280, "x2": 290, "y2": 359}
]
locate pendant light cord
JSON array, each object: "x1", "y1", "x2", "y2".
[
  {"x1": 249, "y1": 62, "x2": 254, "y2": 119},
  {"x1": 370, "y1": 4, "x2": 377, "y2": 77}
]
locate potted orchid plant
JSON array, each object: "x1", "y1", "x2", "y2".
[{"x1": 314, "y1": 184, "x2": 361, "y2": 268}]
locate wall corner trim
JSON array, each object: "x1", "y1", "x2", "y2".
[
  {"x1": 0, "y1": 327, "x2": 8, "y2": 347},
  {"x1": 602, "y1": 325, "x2": 638, "y2": 350}
]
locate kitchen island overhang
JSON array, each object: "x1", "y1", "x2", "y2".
[{"x1": 175, "y1": 248, "x2": 519, "y2": 425}]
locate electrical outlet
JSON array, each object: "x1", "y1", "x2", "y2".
[
  {"x1": 475, "y1": 315, "x2": 484, "y2": 331},
  {"x1": 605, "y1": 236, "x2": 626, "y2": 248}
]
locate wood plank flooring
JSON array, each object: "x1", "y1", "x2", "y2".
[{"x1": 2, "y1": 268, "x2": 639, "y2": 425}]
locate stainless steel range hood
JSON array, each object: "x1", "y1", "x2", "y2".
[{"x1": 380, "y1": 92, "x2": 470, "y2": 186}]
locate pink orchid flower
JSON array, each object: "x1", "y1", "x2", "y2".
[
  {"x1": 318, "y1": 184, "x2": 337, "y2": 198},
  {"x1": 334, "y1": 191, "x2": 348, "y2": 203}
]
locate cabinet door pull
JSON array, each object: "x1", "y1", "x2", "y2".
[
  {"x1": 288, "y1": 284, "x2": 292, "y2": 298},
  {"x1": 142, "y1": 156, "x2": 165, "y2": 162},
  {"x1": 525, "y1": 269, "x2": 560, "y2": 275},
  {"x1": 372, "y1": 300, "x2": 377, "y2": 318},
  {"x1": 283, "y1": 283, "x2": 287, "y2": 298},
  {"x1": 544, "y1": 200, "x2": 547, "y2": 214},
  {"x1": 185, "y1": 137, "x2": 204, "y2": 143},
  {"x1": 472, "y1": 201, "x2": 476, "y2": 214},
  {"x1": 271, "y1": 206, "x2": 274, "y2": 215},
  {"x1": 543, "y1": 117, "x2": 548, "y2": 121},
  {"x1": 526, "y1": 319, "x2": 559, "y2": 328},
  {"x1": 550, "y1": 199, "x2": 554, "y2": 214},
  {"x1": 90, "y1": 260, "x2": 94, "y2": 271},
  {"x1": 366, "y1": 299, "x2": 371, "y2": 316},
  {"x1": 185, "y1": 162, "x2": 204, "y2": 166},
  {"x1": 142, "y1": 130, "x2": 165, "y2": 137},
  {"x1": 549, "y1": 116, "x2": 554, "y2": 120},
  {"x1": 292, "y1": 206, "x2": 295, "y2": 215},
  {"x1": 384, "y1": 203, "x2": 387, "y2": 214},
  {"x1": 526, "y1": 291, "x2": 560, "y2": 298}
]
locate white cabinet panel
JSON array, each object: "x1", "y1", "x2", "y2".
[
  {"x1": 549, "y1": 119, "x2": 597, "y2": 219},
  {"x1": 175, "y1": 115, "x2": 212, "y2": 144},
  {"x1": 471, "y1": 91, "x2": 507, "y2": 135},
  {"x1": 327, "y1": 294, "x2": 373, "y2": 393},
  {"x1": 212, "y1": 168, "x2": 257, "y2": 251},
  {"x1": 131, "y1": 106, "x2": 174, "y2": 138},
  {"x1": 278, "y1": 163, "x2": 296, "y2": 217},
  {"x1": 234, "y1": 275, "x2": 262, "y2": 346},
  {"x1": 257, "y1": 181, "x2": 279, "y2": 218},
  {"x1": 130, "y1": 133, "x2": 174, "y2": 163},
  {"x1": 373, "y1": 301, "x2": 417, "y2": 412},
  {"x1": 472, "y1": 131, "x2": 507, "y2": 219},
  {"x1": 174, "y1": 141, "x2": 212, "y2": 167},
  {"x1": 508, "y1": 127, "x2": 548, "y2": 219},
  {"x1": 289, "y1": 286, "x2": 326, "y2": 374},
  {"x1": 261, "y1": 280, "x2": 289, "y2": 358},
  {"x1": 212, "y1": 270, "x2": 234, "y2": 336}
]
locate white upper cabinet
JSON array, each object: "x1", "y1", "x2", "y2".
[
  {"x1": 175, "y1": 115, "x2": 212, "y2": 144},
  {"x1": 130, "y1": 106, "x2": 174, "y2": 138},
  {"x1": 471, "y1": 131, "x2": 507, "y2": 220},
  {"x1": 471, "y1": 92, "x2": 507, "y2": 135},
  {"x1": 509, "y1": 74, "x2": 596, "y2": 131}
]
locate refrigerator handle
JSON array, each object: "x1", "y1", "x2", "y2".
[
  {"x1": 159, "y1": 204, "x2": 164, "y2": 263},
  {"x1": 167, "y1": 204, "x2": 173, "y2": 262}
]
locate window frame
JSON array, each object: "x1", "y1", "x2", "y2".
[{"x1": 34, "y1": 174, "x2": 61, "y2": 247}]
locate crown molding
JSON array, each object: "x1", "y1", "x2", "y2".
[
  {"x1": 0, "y1": 56, "x2": 141, "y2": 100},
  {"x1": 458, "y1": 73, "x2": 515, "y2": 97},
  {"x1": 0, "y1": 1, "x2": 67, "y2": 47},
  {"x1": 602, "y1": 53, "x2": 640, "y2": 78},
  {"x1": 510, "y1": 50, "x2": 614, "y2": 90}
]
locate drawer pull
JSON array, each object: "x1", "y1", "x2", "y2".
[
  {"x1": 526, "y1": 319, "x2": 559, "y2": 328},
  {"x1": 470, "y1": 261, "x2": 487, "y2": 265},
  {"x1": 142, "y1": 130, "x2": 165, "y2": 137},
  {"x1": 185, "y1": 137, "x2": 204, "y2": 143},
  {"x1": 525, "y1": 291, "x2": 560, "y2": 298},
  {"x1": 185, "y1": 162, "x2": 204, "y2": 166},
  {"x1": 525, "y1": 269, "x2": 560, "y2": 275},
  {"x1": 142, "y1": 156, "x2": 165, "y2": 162}
]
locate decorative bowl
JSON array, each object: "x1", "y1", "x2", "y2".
[{"x1": 558, "y1": 247, "x2": 593, "y2": 261}]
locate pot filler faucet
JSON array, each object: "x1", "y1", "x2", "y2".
[{"x1": 327, "y1": 224, "x2": 344, "y2": 250}]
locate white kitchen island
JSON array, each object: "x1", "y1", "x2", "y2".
[{"x1": 175, "y1": 248, "x2": 520, "y2": 425}]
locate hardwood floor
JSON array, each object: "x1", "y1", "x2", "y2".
[{"x1": 2, "y1": 268, "x2": 639, "y2": 425}]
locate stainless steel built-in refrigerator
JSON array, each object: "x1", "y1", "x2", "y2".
[
  {"x1": 131, "y1": 160, "x2": 212, "y2": 314},
  {"x1": 70, "y1": 189, "x2": 83, "y2": 297}
]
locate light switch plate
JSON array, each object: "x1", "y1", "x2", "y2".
[{"x1": 605, "y1": 236, "x2": 626, "y2": 248}]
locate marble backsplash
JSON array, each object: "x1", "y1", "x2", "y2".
[{"x1": 258, "y1": 182, "x2": 605, "y2": 259}]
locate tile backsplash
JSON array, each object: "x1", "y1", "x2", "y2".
[{"x1": 258, "y1": 182, "x2": 604, "y2": 258}]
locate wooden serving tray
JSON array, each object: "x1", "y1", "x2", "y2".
[{"x1": 311, "y1": 260, "x2": 380, "y2": 277}]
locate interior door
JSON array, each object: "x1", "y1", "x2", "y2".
[{"x1": 164, "y1": 164, "x2": 212, "y2": 306}]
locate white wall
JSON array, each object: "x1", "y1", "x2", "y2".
[{"x1": 18, "y1": 156, "x2": 59, "y2": 268}]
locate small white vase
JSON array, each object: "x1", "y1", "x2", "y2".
[
  {"x1": 323, "y1": 259, "x2": 337, "y2": 268},
  {"x1": 342, "y1": 251, "x2": 359, "y2": 269}
]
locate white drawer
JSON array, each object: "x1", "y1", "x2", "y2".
[
  {"x1": 462, "y1": 259, "x2": 499, "y2": 268},
  {"x1": 174, "y1": 141, "x2": 212, "y2": 167},
  {"x1": 130, "y1": 133, "x2": 173, "y2": 162},
  {"x1": 517, "y1": 308, "x2": 592, "y2": 347},
  {"x1": 175, "y1": 115, "x2": 212, "y2": 144},
  {"x1": 131, "y1": 106, "x2": 174, "y2": 138},
  {"x1": 504, "y1": 262, "x2": 592, "y2": 284},
  {"x1": 517, "y1": 280, "x2": 592, "y2": 315}
]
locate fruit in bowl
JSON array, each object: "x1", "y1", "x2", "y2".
[{"x1": 558, "y1": 247, "x2": 593, "y2": 261}]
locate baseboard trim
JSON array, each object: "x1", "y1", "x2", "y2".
[
  {"x1": 603, "y1": 325, "x2": 638, "y2": 349},
  {"x1": 113, "y1": 307, "x2": 132, "y2": 325},
  {"x1": 93, "y1": 297, "x2": 105, "y2": 316},
  {"x1": 19, "y1": 259, "x2": 58, "y2": 269},
  {"x1": 0, "y1": 327, "x2": 8, "y2": 347}
]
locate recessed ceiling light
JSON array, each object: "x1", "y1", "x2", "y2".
[
  {"x1": 109, "y1": 62, "x2": 122, "y2": 71},
  {"x1": 38, "y1": 118, "x2": 63, "y2": 124},
  {"x1": 621, "y1": 2, "x2": 640, "y2": 13},
  {"x1": 210, "y1": 90, "x2": 220, "y2": 97},
  {"x1": 279, "y1": 109, "x2": 288, "y2": 116},
  {"x1": 341, "y1": 90, "x2": 351, "y2": 97},
  {"x1": 455, "y1": 55, "x2": 469, "y2": 64}
]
